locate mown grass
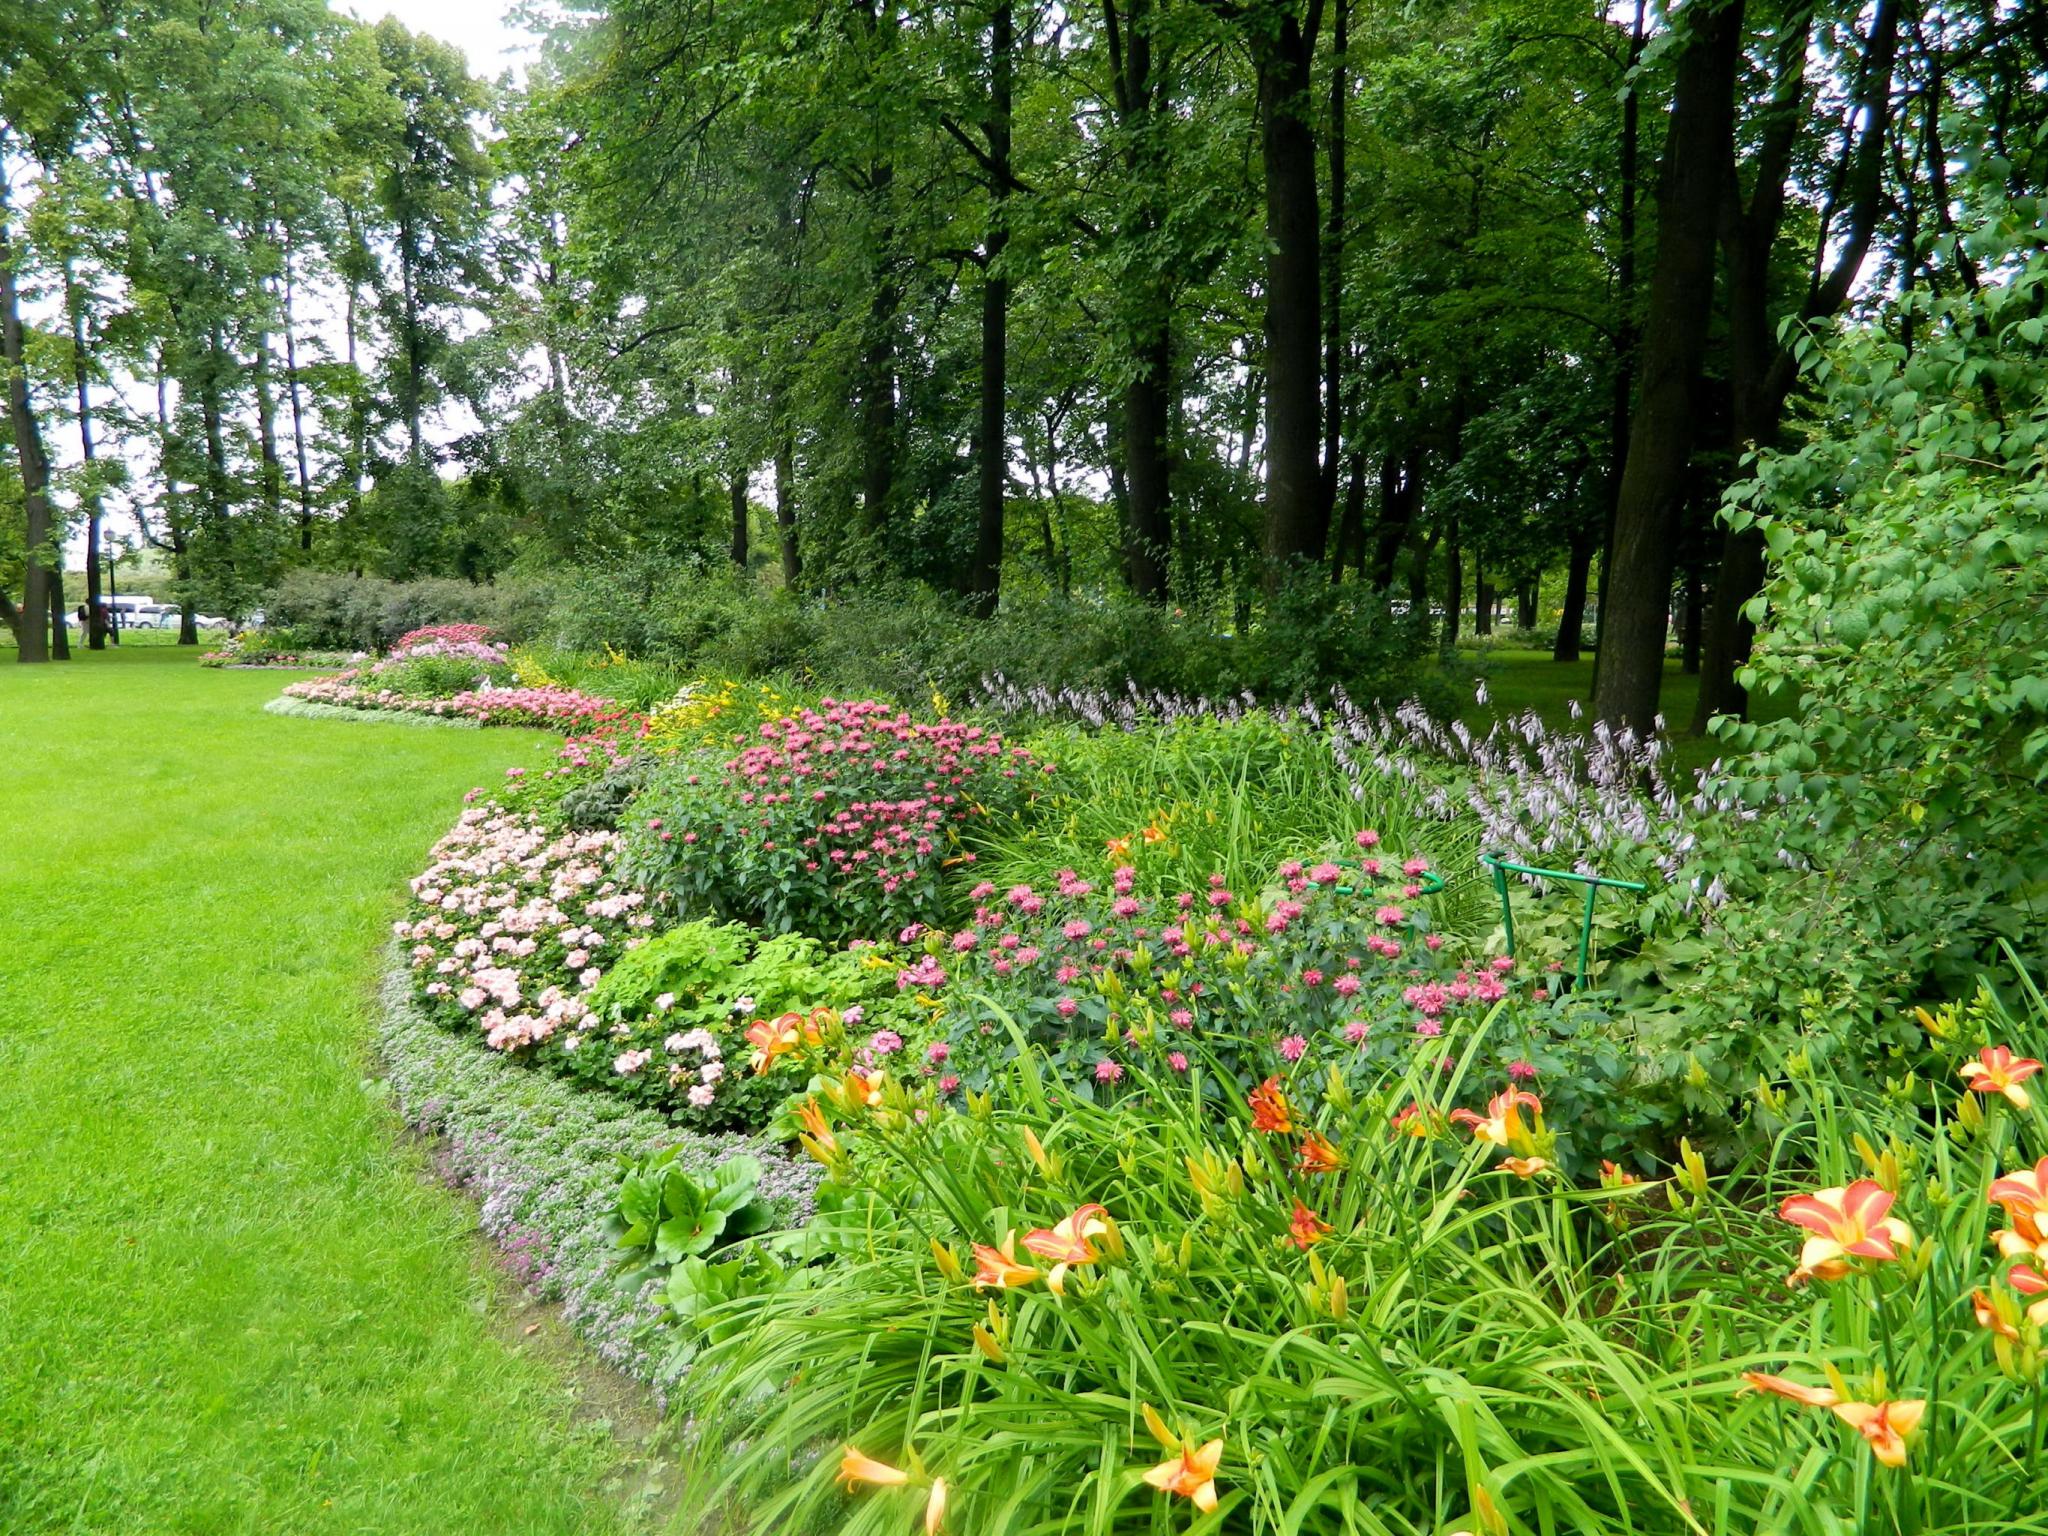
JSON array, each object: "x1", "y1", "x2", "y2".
[{"x1": 0, "y1": 646, "x2": 638, "y2": 1534}]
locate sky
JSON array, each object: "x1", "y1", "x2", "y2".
[{"x1": 342, "y1": 0, "x2": 540, "y2": 78}]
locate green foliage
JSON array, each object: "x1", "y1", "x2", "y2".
[
  {"x1": 264, "y1": 569, "x2": 549, "y2": 652},
  {"x1": 606, "y1": 1147, "x2": 778, "y2": 1282}
]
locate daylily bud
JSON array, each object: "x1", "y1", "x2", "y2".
[
  {"x1": 1097, "y1": 1213, "x2": 1126, "y2": 1260},
  {"x1": 966, "y1": 1089, "x2": 994, "y2": 1120},
  {"x1": 1753, "y1": 1076, "x2": 1786, "y2": 1114},
  {"x1": 1956, "y1": 1091, "x2": 1985, "y2": 1134},
  {"x1": 1178, "y1": 1229, "x2": 1193, "y2": 1270},
  {"x1": 930, "y1": 1238, "x2": 964, "y2": 1284},
  {"x1": 1685, "y1": 1055, "x2": 1709, "y2": 1090},
  {"x1": 1022, "y1": 1126, "x2": 1059, "y2": 1180},
  {"x1": 1324, "y1": 1064, "x2": 1352, "y2": 1112},
  {"x1": 1676, "y1": 1139, "x2": 1709, "y2": 1201},
  {"x1": 972, "y1": 1320, "x2": 1005, "y2": 1364}
]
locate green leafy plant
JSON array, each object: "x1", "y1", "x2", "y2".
[{"x1": 607, "y1": 1148, "x2": 779, "y2": 1290}]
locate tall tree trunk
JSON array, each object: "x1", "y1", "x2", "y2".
[
  {"x1": 1591, "y1": 0, "x2": 1743, "y2": 734},
  {"x1": 1368, "y1": 450, "x2": 1420, "y2": 591},
  {"x1": 1329, "y1": 446, "x2": 1368, "y2": 583},
  {"x1": 1690, "y1": 0, "x2": 1900, "y2": 732},
  {"x1": 51, "y1": 570, "x2": 70, "y2": 659},
  {"x1": 965, "y1": 0, "x2": 1013, "y2": 618},
  {"x1": 65, "y1": 259, "x2": 108, "y2": 649},
  {"x1": 774, "y1": 432, "x2": 800, "y2": 587},
  {"x1": 1255, "y1": 8, "x2": 1325, "y2": 590},
  {"x1": 1680, "y1": 565, "x2": 1703, "y2": 672},
  {"x1": 1474, "y1": 563, "x2": 1494, "y2": 636},
  {"x1": 1442, "y1": 521, "x2": 1463, "y2": 653},
  {"x1": 1319, "y1": 0, "x2": 1348, "y2": 537},
  {"x1": 254, "y1": 320, "x2": 284, "y2": 521},
  {"x1": 859, "y1": 171, "x2": 898, "y2": 538},
  {"x1": 344, "y1": 211, "x2": 368, "y2": 530},
  {"x1": 2, "y1": 198, "x2": 55, "y2": 664},
  {"x1": 1591, "y1": 0, "x2": 1647, "y2": 697},
  {"x1": 730, "y1": 471, "x2": 749, "y2": 568},
  {"x1": 1108, "y1": 0, "x2": 1174, "y2": 599},
  {"x1": 283, "y1": 247, "x2": 315, "y2": 552},
  {"x1": 1554, "y1": 528, "x2": 1593, "y2": 661}
]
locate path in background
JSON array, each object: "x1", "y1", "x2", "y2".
[{"x1": 0, "y1": 648, "x2": 633, "y2": 1534}]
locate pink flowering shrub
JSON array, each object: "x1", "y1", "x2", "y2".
[
  {"x1": 281, "y1": 670, "x2": 643, "y2": 733},
  {"x1": 912, "y1": 839, "x2": 1644, "y2": 1166},
  {"x1": 620, "y1": 698, "x2": 1051, "y2": 942},
  {"x1": 395, "y1": 622, "x2": 498, "y2": 650}
]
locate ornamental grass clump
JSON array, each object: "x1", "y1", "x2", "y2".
[
  {"x1": 620, "y1": 698, "x2": 1051, "y2": 943},
  {"x1": 656, "y1": 963, "x2": 2048, "y2": 1535}
]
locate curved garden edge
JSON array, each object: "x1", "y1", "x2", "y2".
[
  {"x1": 265, "y1": 695, "x2": 482, "y2": 728},
  {"x1": 370, "y1": 956, "x2": 818, "y2": 1397}
]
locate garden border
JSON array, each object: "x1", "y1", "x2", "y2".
[{"x1": 264, "y1": 695, "x2": 482, "y2": 728}]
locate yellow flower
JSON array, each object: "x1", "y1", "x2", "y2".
[
  {"x1": 837, "y1": 1446, "x2": 910, "y2": 1489},
  {"x1": 1141, "y1": 1437, "x2": 1223, "y2": 1512}
]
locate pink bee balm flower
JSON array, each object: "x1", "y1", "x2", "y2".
[
  {"x1": 939, "y1": 1074, "x2": 961, "y2": 1094},
  {"x1": 1376, "y1": 905, "x2": 1405, "y2": 925},
  {"x1": 1308, "y1": 862, "x2": 1343, "y2": 884},
  {"x1": 1415, "y1": 1020, "x2": 1443, "y2": 1037},
  {"x1": 1095, "y1": 1059, "x2": 1124, "y2": 1084},
  {"x1": 1279, "y1": 1034, "x2": 1308, "y2": 1061},
  {"x1": 1426, "y1": 934, "x2": 1445, "y2": 951},
  {"x1": 927, "y1": 1041, "x2": 950, "y2": 1064},
  {"x1": 1355, "y1": 829, "x2": 1380, "y2": 848},
  {"x1": 1332, "y1": 974, "x2": 1362, "y2": 998},
  {"x1": 1169, "y1": 1008, "x2": 1194, "y2": 1028},
  {"x1": 1167, "y1": 1051, "x2": 1189, "y2": 1072},
  {"x1": 1344, "y1": 1020, "x2": 1370, "y2": 1043},
  {"x1": 1508, "y1": 1059, "x2": 1538, "y2": 1081},
  {"x1": 1056, "y1": 997, "x2": 1080, "y2": 1017},
  {"x1": 1402, "y1": 858, "x2": 1429, "y2": 876}
]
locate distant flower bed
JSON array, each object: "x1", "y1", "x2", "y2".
[
  {"x1": 281, "y1": 671, "x2": 641, "y2": 733},
  {"x1": 200, "y1": 630, "x2": 362, "y2": 669}
]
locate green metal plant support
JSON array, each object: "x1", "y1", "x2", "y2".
[{"x1": 1479, "y1": 852, "x2": 1645, "y2": 989}]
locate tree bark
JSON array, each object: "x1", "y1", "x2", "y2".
[
  {"x1": 1591, "y1": 0, "x2": 1743, "y2": 734},
  {"x1": 1255, "y1": 7, "x2": 1326, "y2": 590},
  {"x1": 1474, "y1": 563, "x2": 1494, "y2": 636},
  {"x1": 2, "y1": 197, "x2": 55, "y2": 664},
  {"x1": 1516, "y1": 579, "x2": 1537, "y2": 632},
  {"x1": 1554, "y1": 527, "x2": 1593, "y2": 661},
  {"x1": 1590, "y1": 0, "x2": 1646, "y2": 697},
  {"x1": 1690, "y1": 0, "x2": 1900, "y2": 732},
  {"x1": 1329, "y1": 446, "x2": 1368, "y2": 583},
  {"x1": 283, "y1": 246, "x2": 315, "y2": 553},
  {"x1": 729, "y1": 471, "x2": 749, "y2": 568},
  {"x1": 1319, "y1": 0, "x2": 1348, "y2": 533},
  {"x1": 1107, "y1": 0, "x2": 1174, "y2": 599},
  {"x1": 1442, "y1": 520, "x2": 1462, "y2": 653},
  {"x1": 64, "y1": 259, "x2": 108, "y2": 649},
  {"x1": 774, "y1": 432, "x2": 800, "y2": 587},
  {"x1": 1368, "y1": 449, "x2": 1420, "y2": 591},
  {"x1": 964, "y1": 0, "x2": 1013, "y2": 618}
]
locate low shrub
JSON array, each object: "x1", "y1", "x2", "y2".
[
  {"x1": 619, "y1": 699, "x2": 1050, "y2": 942},
  {"x1": 264, "y1": 570, "x2": 549, "y2": 651}
]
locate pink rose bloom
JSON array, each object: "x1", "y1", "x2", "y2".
[{"x1": 1278, "y1": 1034, "x2": 1308, "y2": 1061}]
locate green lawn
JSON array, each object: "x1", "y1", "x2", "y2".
[{"x1": 0, "y1": 647, "x2": 637, "y2": 1534}]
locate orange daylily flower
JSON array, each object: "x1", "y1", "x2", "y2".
[
  {"x1": 1742, "y1": 1371, "x2": 1841, "y2": 1407},
  {"x1": 1287, "y1": 1199, "x2": 1331, "y2": 1249},
  {"x1": 839, "y1": 1068, "x2": 888, "y2": 1111},
  {"x1": 1501, "y1": 1155, "x2": 1550, "y2": 1179},
  {"x1": 1296, "y1": 1130, "x2": 1343, "y2": 1174},
  {"x1": 1449, "y1": 1088, "x2": 1542, "y2": 1149},
  {"x1": 1989, "y1": 1157, "x2": 2048, "y2": 1262},
  {"x1": 1142, "y1": 1437, "x2": 1223, "y2": 1512},
  {"x1": 1777, "y1": 1180, "x2": 1913, "y2": 1285},
  {"x1": 1960, "y1": 1045, "x2": 2043, "y2": 1109},
  {"x1": 1142, "y1": 823, "x2": 1166, "y2": 844},
  {"x1": 971, "y1": 1233, "x2": 1041, "y2": 1290},
  {"x1": 837, "y1": 1446, "x2": 911, "y2": 1489},
  {"x1": 1022, "y1": 1203, "x2": 1109, "y2": 1294},
  {"x1": 1599, "y1": 1159, "x2": 1643, "y2": 1188},
  {"x1": 1831, "y1": 1400, "x2": 1926, "y2": 1468},
  {"x1": 1249, "y1": 1076, "x2": 1293, "y2": 1134},
  {"x1": 1390, "y1": 1102, "x2": 1438, "y2": 1138},
  {"x1": 1974, "y1": 1288, "x2": 2024, "y2": 1342},
  {"x1": 745, "y1": 1010, "x2": 818, "y2": 1074},
  {"x1": 1105, "y1": 835, "x2": 1133, "y2": 860},
  {"x1": 1743, "y1": 1376, "x2": 1926, "y2": 1468}
]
